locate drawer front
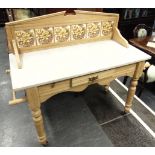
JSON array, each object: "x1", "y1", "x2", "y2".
[
  {"x1": 38, "y1": 80, "x2": 70, "y2": 96},
  {"x1": 99, "y1": 63, "x2": 136, "y2": 79},
  {"x1": 72, "y1": 64, "x2": 136, "y2": 87},
  {"x1": 72, "y1": 72, "x2": 102, "y2": 87}
]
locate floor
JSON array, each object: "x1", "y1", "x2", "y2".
[{"x1": 0, "y1": 27, "x2": 155, "y2": 147}]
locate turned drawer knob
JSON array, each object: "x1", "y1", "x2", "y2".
[
  {"x1": 50, "y1": 83, "x2": 55, "y2": 88},
  {"x1": 88, "y1": 75, "x2": 98, "y2": 83}
]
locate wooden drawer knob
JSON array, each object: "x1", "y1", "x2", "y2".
[{"x1": 50, "y1": 83, "x2": 55, "y2": 88}]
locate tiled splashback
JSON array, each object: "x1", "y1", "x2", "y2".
[{"x1": 15, "y1": 21, "x2": 114, "y2": 48}]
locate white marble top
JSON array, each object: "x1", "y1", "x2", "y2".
[{"x1": 9, "y1": 40, "x2": 151, "y2": 91}]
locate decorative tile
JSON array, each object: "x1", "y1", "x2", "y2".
[
  {"x1": 87, "y1": 22, "x2": 101, "y2": 38},
  {"x1": 15, "y1": 29, "x2": 35, "y2": 48},
  {"x1": 35, "y1": 27, "x2": 53, "y2": 45},
  {"x1": 54, "y1": 26, "x2": 70, "y2": 43},
  {"x1": 71, "y1": 24, "x2": 86, "y2": 40},
  {"x1": 101, "y1": 21, "x2": 114, "y2": 36}
]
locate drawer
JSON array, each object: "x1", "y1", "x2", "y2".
[
  {"x1": 38, "y1": 80, "x2": 70, "y2": 96},
  {"x1": 72, "y1": 72, "x2": 103, "y2": 87},
  {"x1": 72, "y1": 64, "x2": 136, "y2": 87}
]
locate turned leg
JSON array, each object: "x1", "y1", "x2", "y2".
[
  {"x1": 125, "y1": 78, "x2": 138, "y2": 112},
  {"x1": 125, "y1": 62, "x2": 145, "y2": 113},
  {"x1": 26, "y1": 87, "x2": 47, "y2": 145}
]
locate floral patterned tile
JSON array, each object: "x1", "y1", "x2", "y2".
[
  {"x1": 87, "y1": 22, "x2": 101, "y2": 38},
  {"x1": 35, "y1": 27, "x2": 54, "y2": 45},
  {"x1": 15, "y1": 29, "x2": 36, "y2": 48},
  {"x1": 54, "y1": 26, "x2": 70, "y2": 43},
  {"x1": 71, "y1": 24, "x2": 86, "y2": 40},
  {"x1": 101, "y1": 21, "x2": 114, "y2": 36}
]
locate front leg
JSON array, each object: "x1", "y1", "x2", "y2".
[
  {"x1": 125, "y1": 77, "x2": 138, "y2": 112},
  {"x1": 26, "y1": 87, "x2": 47, "y2": 145},
  {"x1": 125, "y1": 62, "x2": 145, "y2": 113}
]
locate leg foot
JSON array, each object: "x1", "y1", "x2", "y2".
[
  {"x1": 42, "y1": 140, "x2": 48, "y2": 146},
  {"x1": 120, "y1": 111, "x2": 128, "y2": 115}
]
